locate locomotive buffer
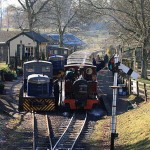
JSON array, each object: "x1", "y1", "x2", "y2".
[{"x1": 108, "y1": 54, "x2": 139, "y2": 150}]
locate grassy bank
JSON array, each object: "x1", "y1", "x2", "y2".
[
  {"x1": 138, "y1": 78, "x2": 150, "y2": 84},
  {"x1": 89, "y1": 101, "x2": 150, "y2": 150}
]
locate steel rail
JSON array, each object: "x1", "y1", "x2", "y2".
[
  {"x1": 52, "y1": 113, "x2": 75, "y2": 150},
  {"x1": 71, "y1": 112, "x2": 87, "y2": 149},
  {"x1": 33, "y1": 113, "x2": 52, "y2": 150},
  {"x1": 46, "y1": 115, "x2": 53, "y2": 150},
  {"x1": 52, "y1": 112, "x2": 87, "y2": 150}
]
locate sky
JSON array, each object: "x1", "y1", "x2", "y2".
[{"x1": 2, "y1": 0, "x2": 20, "y2": 8}]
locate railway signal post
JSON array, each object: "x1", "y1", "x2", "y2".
[
  {"x1": 109, "y1": 54, "x2": 139, "y2": 150},
  {"x1": 109, "y1": 54, "x2": 119, "y2": 150}
]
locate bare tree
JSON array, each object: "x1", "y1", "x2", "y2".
[
  {"x1": 40, "y1": 0, "x2": 81, "y2": 47},
  {"x1": 85, "y1": 0, "x2": 150, "y2": 78},
  {"x1": 3, "y1": 5, "x2": 28, "y2": 30},
  {"x1": 17, "y1": 0, "x2": 50, "y2": 31}
]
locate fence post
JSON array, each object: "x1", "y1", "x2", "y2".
[
  {"x1": 136, "y1": 81, "x2": 139, "y2": 96},
  {"x1": 144, "y1": 83, "x2": 147, "y2": 102},
  {"x1": 128, "y1": 79, "x2": 131, "y2": 95}
]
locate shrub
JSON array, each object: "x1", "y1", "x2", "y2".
[{"x1": 2, "y1": 68, "x2": 15, "y2": 81}]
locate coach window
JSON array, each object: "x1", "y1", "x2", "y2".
[
  {"x1": 42, "y1": 66, "x2": 50, "y2": 72},
  {"x1": 54, "y1": 50, "x2": 58, "y2": 54},
  {"x1": 64, "y1": 50, "x2": 68, "y2": 55},
  {"x1": 49, "y1": 50, "x2": 53, "y2": 55},
  {"x1": 26, "y1": 65, "x2": 34, "y2": 72}
]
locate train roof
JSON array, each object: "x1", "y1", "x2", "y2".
[
  {"x1": 65, "y1": 63, "x2": 96, "y2": 68},
  {"x1": 49, "y1": 55, "x2": 64, "y2": 58},
  {"x1": 67, "y1": 51, "x2": 93, "y2": 65},
  {"x1": 24, "y1": 60, "x2": 52, "y2": 65}
]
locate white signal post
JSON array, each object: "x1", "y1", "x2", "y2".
[
  {"x1": 110, "y1": 54, "x2": 119, "y2": 150},
  {"x1": 110, "y1": 54, "x2": 139, "y2": 150}
]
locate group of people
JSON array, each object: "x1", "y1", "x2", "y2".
[
  {"x1": 93, "y1": 54, "x2": 109, "y2": 65},
  {"x1": 92, "y1": 54, "x2": 109, "y2": 71}
]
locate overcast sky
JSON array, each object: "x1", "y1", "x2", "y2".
[{"x1": 2, "y1": 0, "x2": 20, "y2": 8}]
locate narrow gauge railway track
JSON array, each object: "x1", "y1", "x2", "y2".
[
  {"x1": 52, "y1": 111, "x2": 87, "y2": 150},
  {"x1": 49, "y1": 114, "x2": 73, "y2": 146},
  {"x1": 33, "y1": 113, "x2": 52, "y2": 150}
]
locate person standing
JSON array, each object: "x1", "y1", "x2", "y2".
[
  {"x1": 104, "y1": 54, "x2": 109, "y2": 67},
  {"x1": 92, "y1": 57, "x2": 96, "y2": 66},
  {"x1": 54, "y1": 79, "x2": 59, "y2": 109},
  {"x1": 96, "y1": 55, "x2": 101, "y2": 63}
]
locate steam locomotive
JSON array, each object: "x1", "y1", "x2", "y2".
[
  {"x1": 19, "y1": 60, "x2": 55, "y2": 112},
  {"x1": 64, "y1": 63, "x2": 99, "y2": 110}
]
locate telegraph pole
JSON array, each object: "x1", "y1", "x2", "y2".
[{"x1": 110, "y1": 54, "x2": 119, "y2": 150}]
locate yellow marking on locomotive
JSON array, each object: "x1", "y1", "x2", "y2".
[{"x1": 22, "y1": 98, "x2": 55, "y2": 111}]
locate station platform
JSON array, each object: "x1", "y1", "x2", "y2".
[{"x1": 97, "y1": 69, "x2": 129, "y2": 116}]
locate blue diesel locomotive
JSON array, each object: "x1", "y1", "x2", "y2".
[
  {"x1": 48, "y1": 55, "x2": 65, "y2": 79},
  {"x1": 19, "y1": 60, "x2": 55, "y2": 112}
]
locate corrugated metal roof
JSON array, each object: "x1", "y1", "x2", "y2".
[{"x1": 42, "y1": 33, "x2": 86, "y2": 46}]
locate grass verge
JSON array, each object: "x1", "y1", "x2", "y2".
[
  {"x1": 137, "y1": 78, "x2": 150, "y2": 84},
  {"x1": 89, "y1": 101, "x2": 150, "y2": 150}
]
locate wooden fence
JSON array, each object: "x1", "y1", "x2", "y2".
[
  {"x1": 135, "y1": 62, "x2": 150, "y2": 77},
  {"x1": 120, "y1": 78, "x2": 150, "y2": 101}
]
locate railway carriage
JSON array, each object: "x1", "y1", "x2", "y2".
[{"x1": 19, "y1": 60, "x2": 55, "y2": 112}]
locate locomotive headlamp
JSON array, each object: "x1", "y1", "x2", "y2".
[{"x1": 86, "y1": 68, "x2": 93, "y2": 75}]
